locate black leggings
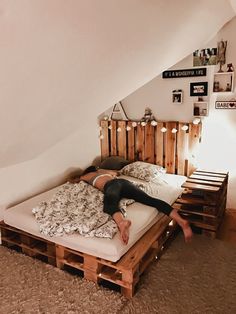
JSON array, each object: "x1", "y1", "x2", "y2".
[{"x1": 103, "y1": 178, "x2": 173, "y2": 217}]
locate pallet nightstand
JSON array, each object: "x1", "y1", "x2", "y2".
[{"x1": 174, "y1": 169, "x2": 229, "y2": 238}]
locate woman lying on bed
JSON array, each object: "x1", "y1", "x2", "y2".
[{"x1": 72, "y1": 166, "x2": 193, "y2": 245}]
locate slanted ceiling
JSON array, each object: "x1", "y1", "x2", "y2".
[{"x1": 0, "y1": 0, "x2": 235, "y2": 168}]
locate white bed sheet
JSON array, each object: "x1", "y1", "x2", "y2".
[{"x1": 3, "y1": 174, "x2": 186, "y2": 262}]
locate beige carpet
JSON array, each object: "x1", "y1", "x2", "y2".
[{"x1": 1, "y1": 234, "x2": 236, "y2": 314}]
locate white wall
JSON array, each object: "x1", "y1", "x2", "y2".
[
  {"x1": 120, "y1": 17, "x2": 236, "y2": 208},
  {"x1": 0, "y1": 0, "x2": 235, "y2": 210}
]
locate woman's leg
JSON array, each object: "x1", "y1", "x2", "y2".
[
  {"x1": 120, "y1": 179, "x2": 193, "y2": 242},
  {"x1": 169, "y1": 208, "x2": 192, "y2": 243},
  {"x1": 112, "y1": 212, "x2": 131, "y2": 245},
  {"x1": 103, "y1": 180, "x2": 131, "y2": 244}
]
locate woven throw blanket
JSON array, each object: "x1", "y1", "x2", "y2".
[
  {"x1": 32, "y1": 181, "x2": 137, "y2": 239},
  {"x1": 32, "y1": 179, "x2": 160, "y2": 239}
]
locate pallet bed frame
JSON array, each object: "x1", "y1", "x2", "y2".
[{"x1": 0, "y1": 119, "x2": 202, "y2": 298}]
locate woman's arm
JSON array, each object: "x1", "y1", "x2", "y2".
[{"x1": 98, "y1": 169, "x2": 119, "y2": 176}]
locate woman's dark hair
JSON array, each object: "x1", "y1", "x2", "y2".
[{"x1": 82, "y1": 165, "x2": 98, "y2": 175}]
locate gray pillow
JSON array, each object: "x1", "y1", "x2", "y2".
[{"x1": 100, "y1": 156, "x2": 130, "y2": 170}]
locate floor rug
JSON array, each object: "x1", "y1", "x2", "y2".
[{"x1": 1, "y1": 234, "x2": 236, "y2": 313}]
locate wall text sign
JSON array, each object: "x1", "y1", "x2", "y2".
[
  {"x1": 162, "y1": 68, "x2": 207, "y2": 79},
  {"x1": 215, "y1": 101, "x2": 236, "y2": 109}
]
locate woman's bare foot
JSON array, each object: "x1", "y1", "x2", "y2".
[
  {"x1": 117, "y1": 220, "x2": 131, "y2": 245},
  {"x1": 182, "y1": 220, "x2": 193, "y2": 243}
]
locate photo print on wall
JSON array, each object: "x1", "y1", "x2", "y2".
[
  {"x1": 172, "y1": 90, "x2": 183, "y2": 103},
  {"x1": 193, "y1": 48, "x2": 217, "y2": 66},
  {"x1": 190, "y1": 82, "x2": 208, "y2": 96}
]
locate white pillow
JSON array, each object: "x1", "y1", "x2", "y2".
[{"x1": 120, "y1": 161, "x2": 166, "y2": 182}]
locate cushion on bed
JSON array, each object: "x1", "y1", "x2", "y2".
[
  {"x1": 99, "y1": 156, "x2": 130, "y2": 170},
  {"x1": 120, "y1": 161, "x2": 166, "y2": 182}
]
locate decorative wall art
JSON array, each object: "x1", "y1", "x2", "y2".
[
  {"x1": 190, "y1": 82, "x2": 208, "y2": 96},
  {"x1": 213, "y1": 72, "x2": 234, "y2": 92},
  {"x1": 215, "y1": 101, "x2": 236, "y2": 109},
  {"x1": 217, "y1": 40, "x2": 227, "y2": 72},
  {"x1": 109, "y1": 102, "x2": 129, "y2": 120},
  {"x1": 172, "y1": 90, "x2": 183, "y2": 103},
  {"x1": 193, "y1": 48, "x2": 217, "y2": 66},
  {"x1": 193, "y1": 102, "x2": 208, "y2": 116},
  {"x1": 162, "y1": 68, "x2": 206, "y2": 78}
]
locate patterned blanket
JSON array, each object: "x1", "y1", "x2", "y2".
[{"x1": 32, "y1": 181, "x2": 136, "y2": 239}]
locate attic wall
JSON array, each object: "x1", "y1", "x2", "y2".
[
  {"x1": 120, "y1": 17, "x2": 236, "y2": 208},
  {"x1": 0, "y1": 0, "x2": 235, "y2": 209}
]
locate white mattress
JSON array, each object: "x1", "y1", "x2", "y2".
[{"x1": 3, "y1": 174, "x2": 186, "y2": 262}]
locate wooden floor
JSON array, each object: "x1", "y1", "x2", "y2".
[{"x1": 217, "y1": 208, "x2": 236, "y2": 245}]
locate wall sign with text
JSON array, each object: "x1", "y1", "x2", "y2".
[
  {"x1": 215, "y1": 101, "x2": 236, "y2": 109},
  {"x1": 162, "y1": 68, "x2": 207, "y2": 79}
]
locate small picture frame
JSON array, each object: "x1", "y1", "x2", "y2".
[
  {"x1": 193, "y1": 102, "x2": 208, "y2": 116},
  {"x1": 172, "y1": 90, "x2": 183, "y2": 103},
  {"x1": 190, "y1": 82, "x2": 208, "y2": 96}
]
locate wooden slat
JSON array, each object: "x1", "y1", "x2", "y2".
[
  {"x1": 164, "y1": 122, "x2": 177, "y2": 174},
  {"x1": 186, "y1": 178, "x2": 222, "y2": 187},
  {"x1": 188, "y1": 123, "x2": 201, "y2": 175},
  {"x1": 155, "y1": 122, "x2": 164, "y2": 166},
  {"x1": 117, "y1": 121, "x2": 127, "y2": 159},
  {"x1": 175, "y1": 195, "x2": 216, "y2": 206},
  {"x1": 196, "y1": 169, "x2": 228, "y2": 177},
  {"x1": 110, "y1": 120, "x2": 117, "y2": 156},
  {"x1": 194, "y1": 170, "x2": 227, "y2": 177},
  {"x1": 177, "y1": 122, "x2": 188, "y2": 175},
  {"x1": 173, "y1": 205, "x2": 216, "y2": 218},
  {"x1": 181, "y1": 182, "x2": 220, "y2": 192},
  {"x1": 100, "y1": 120, "x2": 109, "y2": 159},
  {"x1": 127, "y1": 121, "x2": 135, "y2": 161},
  {"x1": 136, "y1": 124, "x2": 145, "y2": 161},
  {"x1": 189, "y1": 174, "x2": 225, "y2": 182},
  {"x1": 144, "y1": 123, "x2": 155, "y2": 163}
]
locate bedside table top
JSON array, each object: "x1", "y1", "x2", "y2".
[{"x1": 181, "y1": 169, "x2": 228, "y2": 192}]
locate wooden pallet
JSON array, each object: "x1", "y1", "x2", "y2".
[
  {"x1": 174, "y1": 169, "x2": 228, "y2": 238},
  {"x1": 100, "y1": 120, "x2": 201, "y2": 176},
  {"x1": 0, "y1": 223, "x2": 56, "y2": 265},
  {"x1": 0, "y1": 216, "x2": 178, "y2": 298}
]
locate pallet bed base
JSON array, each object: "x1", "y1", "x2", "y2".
[{"x1": 0, "y1": 216, "x2": 178, "y2": 298}]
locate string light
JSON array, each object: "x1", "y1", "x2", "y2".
[
  {"x1": 99, "y1": 120, "x2": 199, "y2": 139},
  {"x1": 151, "y1": 120, "x2": 158, "y2": 126},
  {"x1": 181, "y1": 125, "x2": 188, "y2": 131},
  {"x1": 193, "y1": 118, "x2": 201, "y2": 125}
]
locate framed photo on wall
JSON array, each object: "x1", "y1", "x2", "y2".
[
  {"x1": 193, "y1": 101, "x2": 208, "y2": 116},
  {"x1": 190, "y1": 82, "x2": 208, "y2": 96},
  {"x1": 172, "y1": 90, "x2": 183, "y2": 103}
]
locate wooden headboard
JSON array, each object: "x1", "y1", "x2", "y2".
[{"x1": 100, "y1": 120, "x2": 202, "y2": 176}]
